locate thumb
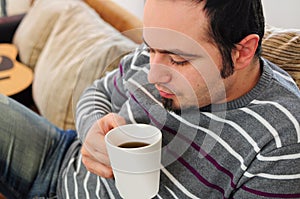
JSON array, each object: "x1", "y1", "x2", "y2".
[{"x1": 99, "y1": 113, "x2": 127, "y2": 135}]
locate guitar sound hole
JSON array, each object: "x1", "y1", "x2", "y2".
[{"x1": 0, "y1": 56, "x2": 14, "y2": 71}]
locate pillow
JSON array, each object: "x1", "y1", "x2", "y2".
[
  {"x1": 12, "y1": 0, "x2": 78, "y2": 70},
  {"x1": 262, "y1": 25, "x2": 300, "y2": 88},
  {"x1": 84, "y1": 0, "x2": 143, "y2": 44},
  {"x1": 32, "y1": 1, "x2": 137, "y2": 130},
  {"x1": 5, "y1": 0, "x2": 31, "y2": 16}
]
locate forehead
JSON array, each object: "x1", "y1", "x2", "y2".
[{"x1": 143, "y1": 0, "x2": 210, "y2": 54}]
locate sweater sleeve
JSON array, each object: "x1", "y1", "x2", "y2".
[
  {"x1": 75, "y1": 55, "x2": 134, "y2": 142},
  {"x1": 74, "y1": 45, "x2": 148, "y2": 142},
  {"x1": 75, "y1": 68, "x2": 118, "y2": 142},
  {"x1": 233, "y1": 143, "x2": 300, "y2": 198},
  {"x1": 75, "y1": 44, "x2": 150, "y2": 143}
]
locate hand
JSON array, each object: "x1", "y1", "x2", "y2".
[{"x1": 81, "y1": 113, "x2": 126, "y2": 178}]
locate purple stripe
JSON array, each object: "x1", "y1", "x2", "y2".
[
  {"x1": 113, "y1": 75, "x2": 127, "y2": 99},
  {"x1": 166, "y1": 146, "x2": 228, "y2": 199},
  {"x1": 190, "y1": 140, "x2": 236, "y2": 188},
  {"x1": 130, "y1": 93, "x2": 235, "y2": 184},
  {"x1": 242, "y1": 186, "x2": 300, "y2": 198},
  {"x1": 130, "y1": 93, "x2": 300, "y2": 197},
  {"x1": 119, "y1": 63, "x2": 123, "y2": 76},
  {"x1": 130, "y1": 93, "x2": 232, "y2": 196}
]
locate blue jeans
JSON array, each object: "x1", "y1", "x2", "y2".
[
  {"x1": 0, "y1": 94, "x2": 77, "y2": 199},
  {"x1": 0, "y1": 0, "x2": 6, "y2": 16}
]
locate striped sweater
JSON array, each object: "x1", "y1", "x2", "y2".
[{"x1": 57, "y1": 45, "x2": 300, "y2": 198}]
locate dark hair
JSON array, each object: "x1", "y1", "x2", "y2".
[{"x1": 195, "y1": 0, "x2": 265, "y2": 78}]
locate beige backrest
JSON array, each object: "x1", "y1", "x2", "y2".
[
  {"x1": 262, "y1": 25, "x2": 300, "y2": 88},
  {"x1": 84, "y1": 0, "x2": 143, "y2": 44}
]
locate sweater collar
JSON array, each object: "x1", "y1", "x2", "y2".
[{"x1": 200, "y1": 58, "x2": 273, "y2": 112}]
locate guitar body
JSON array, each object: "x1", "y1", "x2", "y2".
[{"x1": 0, "y1": 44, "x2": 33, "y2": 96}]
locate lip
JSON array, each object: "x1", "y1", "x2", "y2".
[{"x1": 156, "y1": 86, "x2": 175, "y2": 99}]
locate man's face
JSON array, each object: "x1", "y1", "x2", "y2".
[{"x1": 143, "y1": 0, "x2": 232, "y2": 111}]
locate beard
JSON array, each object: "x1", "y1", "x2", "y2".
[
  {"x1": 161, "y1": 97, "x2": 181, "y2": 114},
  {"x1": 161, "y1": 97, "x2": 173, "y2": 111}
]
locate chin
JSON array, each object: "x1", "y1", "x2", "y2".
[{"x1": 162, "y1": 97, "x2": 186, "y2": 114}]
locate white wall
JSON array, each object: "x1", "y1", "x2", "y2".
[
  {"x1": 112, "y1": 0, "x2": 300, "y2": 29},
  {"x1": 111, "y1": 0, "x2": 144, "y2": 20},
  {"x1": 262, "y1": 0, "x2": 300, "y2": 29}
]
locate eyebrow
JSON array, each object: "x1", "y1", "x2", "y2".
[{"x1": 143, "y1": 38, "x2": 201, "y2": 58}]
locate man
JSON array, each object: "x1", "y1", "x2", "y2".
[{"x1": 1, "y1": 0, "x2": 300, "y2": 198}]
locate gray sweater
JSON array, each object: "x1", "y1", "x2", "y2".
[{"x1": 58, "y1": 45, "x2": 300, "y2": 199}]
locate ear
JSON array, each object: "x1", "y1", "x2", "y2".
[{"x1": 232, "y1": 34, "x2": 260, "y2": 70}]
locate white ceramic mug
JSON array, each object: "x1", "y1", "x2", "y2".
[{"x1": 105, "y1": 124, "x2": 162, "y2": 199}]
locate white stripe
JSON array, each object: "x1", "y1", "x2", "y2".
[
  {"x1": 78, "y1": 109, "x2": 107, "y2": 123},
  {"x1": 100, "y1": 177, "x2": 116, "y2": 199},
  {"x1": 78, "y1": 90, "x2": 109, "y2": 104},
  {"x1": 92, "y1": 103, "x2": 111, "y2": 113},
  {"x1": 161, "y1": 167, "x2": 201, "y2": 199},
  {"x1": 5, "y1": 138, "x2": 14, "y2": 174},
  {"x1": 95, "y1": 177, "x2": 101, "y2": 199},
  {"x1": 252, "y1": 100, "x2": 300, "y2": 142},
  {"x1": 81, "y1": 110, "x2": 106, "y2": 121},
  {"x1": 165, "y1": 186, "x2": 179, "y2": 199},
  {"x1": 77, "y1": 111, "x2": 106, "y2": 131},
  {"x1": 73, "y1": 172, "x2": 79, "y2": 199},
  {"x1": 76, "y1": 84, "x2": 111, "y2": 110},
  {"x1": 157, "y1": 194, "x2": 164, "y2": 199},
  {"x1": 130, "y1": 49, "x2": 141, "y2": 71},
  {"x1": 104, "y1": 70, "x2": 117, "y2": 92},
  {"x1": 170, "y1": 112, "x2": 248, "y2": 171},
  {"x1": 94, "y1": 91, "x2": 112, "y2": 99},
  {"x1": 240, "y1": 108, "x2": 282, "y2": 148},
  {"x1": 127, "y1": 79, "x2": 163, "y2": 107},
  {"x1": 77, "y1": 101, "x2": 111, "y2": 121},
  {"x1": 73, "y1": 155, "x2": 82, "y2": 199},
  {"x1": 63, "y1": 157, "x2": 76, "y2": 199},
  {"x1": 203, "y1": 112, "x2": 261, "y2": 152},
  {"x1": 112, "y1": 103, "x2": 121, "y2": 111},
  {"x1": 76, "y1": 99, "x2": 111, "y2": 119},
  {"x1": 273, "y1": 70, "x2": 297, "y2": 86},
  {"x1": 257, "y1": 152, "x2": 300, "y2": 161},
  {"x1": 244, "y1": 171, "x2": 300, "y2": 180},
  {"x1": 121, "y1": 54, "x2": 131, "y2": 61},
  {"x1": 126, "y1": 100, "x2": 137, "y2": 124},
  {"x1": 130, "y1": 51, "x2": 150, "y2": 73},
  {"x1": 141, "y1": 50, "x2": 150, "y2": 57},
  {"x1": 83, "y1": 172, "x2": 91, "y2": 199},
  {"x1": 77, "y1": 91, "x2": 112, "y2": 107},
  {"x1": 89, "y1": 100, "x2": 112, "y2": 110},
  {"x1": 142, "y1": 67, "x2": 149, "y2": 74}
]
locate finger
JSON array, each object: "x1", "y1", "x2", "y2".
[
  {"x1": 84, "y1": 132, "x2": 107, "y2": 153},
  {"x1": 98, "y1": 113, "x2": 126, "y2": 134},
  {"x1": 81, "y1": 142, "x2": 111, "y2": 166},
  {"x1": 81, "y1": 155, "x2": 113, "y2": 178}
]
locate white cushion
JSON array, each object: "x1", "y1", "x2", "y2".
[
  {"x1": 32, "y1": 1, "x2": 137, "y2": 130},
  {"x1": 13, "y1": 0, "x2": 78, "y2": 70},
  {"x1": 6, "y1": 0, "x2": 31, "y2": 16}
]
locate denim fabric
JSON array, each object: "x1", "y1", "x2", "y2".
[
  {"x1": 0, "y1": 94, "x2": 77, "y2": 199},
  {"x1": 0, "y1": 0, "x2": 6, "y2": 16}
]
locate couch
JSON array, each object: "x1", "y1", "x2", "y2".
[
  {"x1": 0, "y1": 0, "x2": 143, "y2": 130},
  {"x1": 0, "y1": 0, "x2": 299, "y2": 132}
]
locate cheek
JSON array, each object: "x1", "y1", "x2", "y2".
[
  {"x1": 173, "y1": 69, "x2": 205, "y2": 96},
  {"x1": 191, "y1": 59, "x2": 222, "y2": 85}
]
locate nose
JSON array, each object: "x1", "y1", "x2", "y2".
[{"x1": 147, "y1": 53, "x2": 171, "y2": 84}]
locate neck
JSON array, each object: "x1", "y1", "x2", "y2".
[{"x1": 225, "y1": 58, "x2": 262, "y2": 102}]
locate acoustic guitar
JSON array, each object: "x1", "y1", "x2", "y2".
[{"x1": 0, "y1": 44, "x2": 33, "y2": 96}]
